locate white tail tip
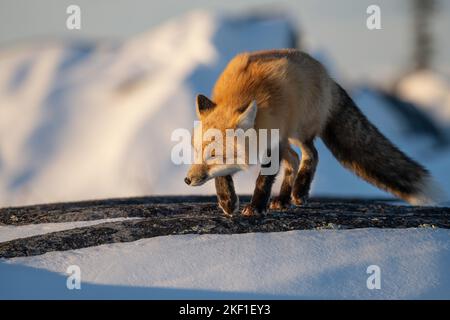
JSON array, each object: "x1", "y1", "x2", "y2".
[{"x1": 407, "y1": 177, "x2": 446, "y2": 206}]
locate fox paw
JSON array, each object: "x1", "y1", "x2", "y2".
[
  {"x1": 292, "y1": 195, "x2": 308, "y2": 206},
  {"x1": 241, "y1": 204, "x2": 265, "y2": 217},
  {"x1": 269, "y1": 196, "x2": 291, "y2": 210},
  {"x1": 218, "y1": 197, "x2": 239, "y2": 218}
]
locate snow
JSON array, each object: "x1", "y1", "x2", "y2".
[
  {"x1": 1, "y1": 228, "x2": 449, "y2": 299},
  {"x1": 0, "y1": 217, "x2": 140, "y2": 243},
  {"x1": 396, "y1": 70, "x2": 450, "y2": 129}
]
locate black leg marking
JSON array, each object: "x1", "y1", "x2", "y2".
[
  {"x1": 242, "y1": 147, "x2": 281, "y2": 217},
  {"x1": 270, "y1": 147, "x2": 299, "y2": 210},
  {"x1": 292, "y1": 141, "x2": 318, "y2": 206},
  {"x1": 215, "y1": 175, "x2": 239, "y2": 216},
  {"x1": 278, "y1": 176, "x2": 293, "y2": 203}
]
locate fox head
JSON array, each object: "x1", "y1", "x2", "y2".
[{"x1": 184, "y1": 94, "x2": 257, "y2": 186}]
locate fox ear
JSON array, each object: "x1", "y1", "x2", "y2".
[
  {"x1": 196, "y1": 94, "x2": 216, "y2": 118},
  {"x1": 237, "y1": 100, "x2": 257, "y2": 129}
]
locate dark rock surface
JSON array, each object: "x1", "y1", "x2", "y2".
[{"x1": 0, "y1": 196, "x2": 449, "y2": 258}]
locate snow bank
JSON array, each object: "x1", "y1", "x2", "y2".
[{"x1": 1, "y1": 228, "x2": 449, "y2": 299}]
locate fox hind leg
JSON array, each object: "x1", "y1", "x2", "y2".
[
  {"x1": 269, "y1": 146, "x2": 299, "y2": 210},
  {"x1": 292, "y1": 140, "x2": 318, "y2": 206}
]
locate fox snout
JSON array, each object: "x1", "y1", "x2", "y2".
[{"x1": 185, "y1": 164, "x2": 209, "y2": 186}]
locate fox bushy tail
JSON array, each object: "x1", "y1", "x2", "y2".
[{"x1": 321, "y1": 84, "x2": 441, "y2": 205}]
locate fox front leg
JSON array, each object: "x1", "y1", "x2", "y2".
[
  {"x1": 215, "y1": 175, "x2": 239, "y2": 217},
  {"x1": 242, "y1": 173, "x2": 277, "y2": 217},
  {"x1": 242, "y1": 147, "x2": 281, "y2": 217}
]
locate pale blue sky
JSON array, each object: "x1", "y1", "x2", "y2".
[{"x1": 1, "y1": 0, "x2": 449, "y2": 83}]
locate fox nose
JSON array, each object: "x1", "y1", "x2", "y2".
[{"x1": 184, "y1": 177, "x2": 191, "y2": 185}]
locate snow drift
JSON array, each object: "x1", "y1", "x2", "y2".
[{"x1": 1, "y1": 228, "x2": 450, "y2": 299}]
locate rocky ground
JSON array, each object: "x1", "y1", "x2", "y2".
[{"x1": 0, "y1": 196, "x2": 449, "y2": 259}]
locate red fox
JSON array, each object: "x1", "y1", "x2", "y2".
[{"x1": 185, "y1": 49, "x2": 441, "y2": 217}]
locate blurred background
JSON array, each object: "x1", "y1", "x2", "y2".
[{"x1": 0, "y1": 0, "x2": 449, "y2": 207}]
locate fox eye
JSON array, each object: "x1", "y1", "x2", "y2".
[
  {"x1": 204, "y1": 149, "x2": 224, "y2": 164},
  {"x1": 205, "y1": 151, "x2": 217, "y2": 161}
]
